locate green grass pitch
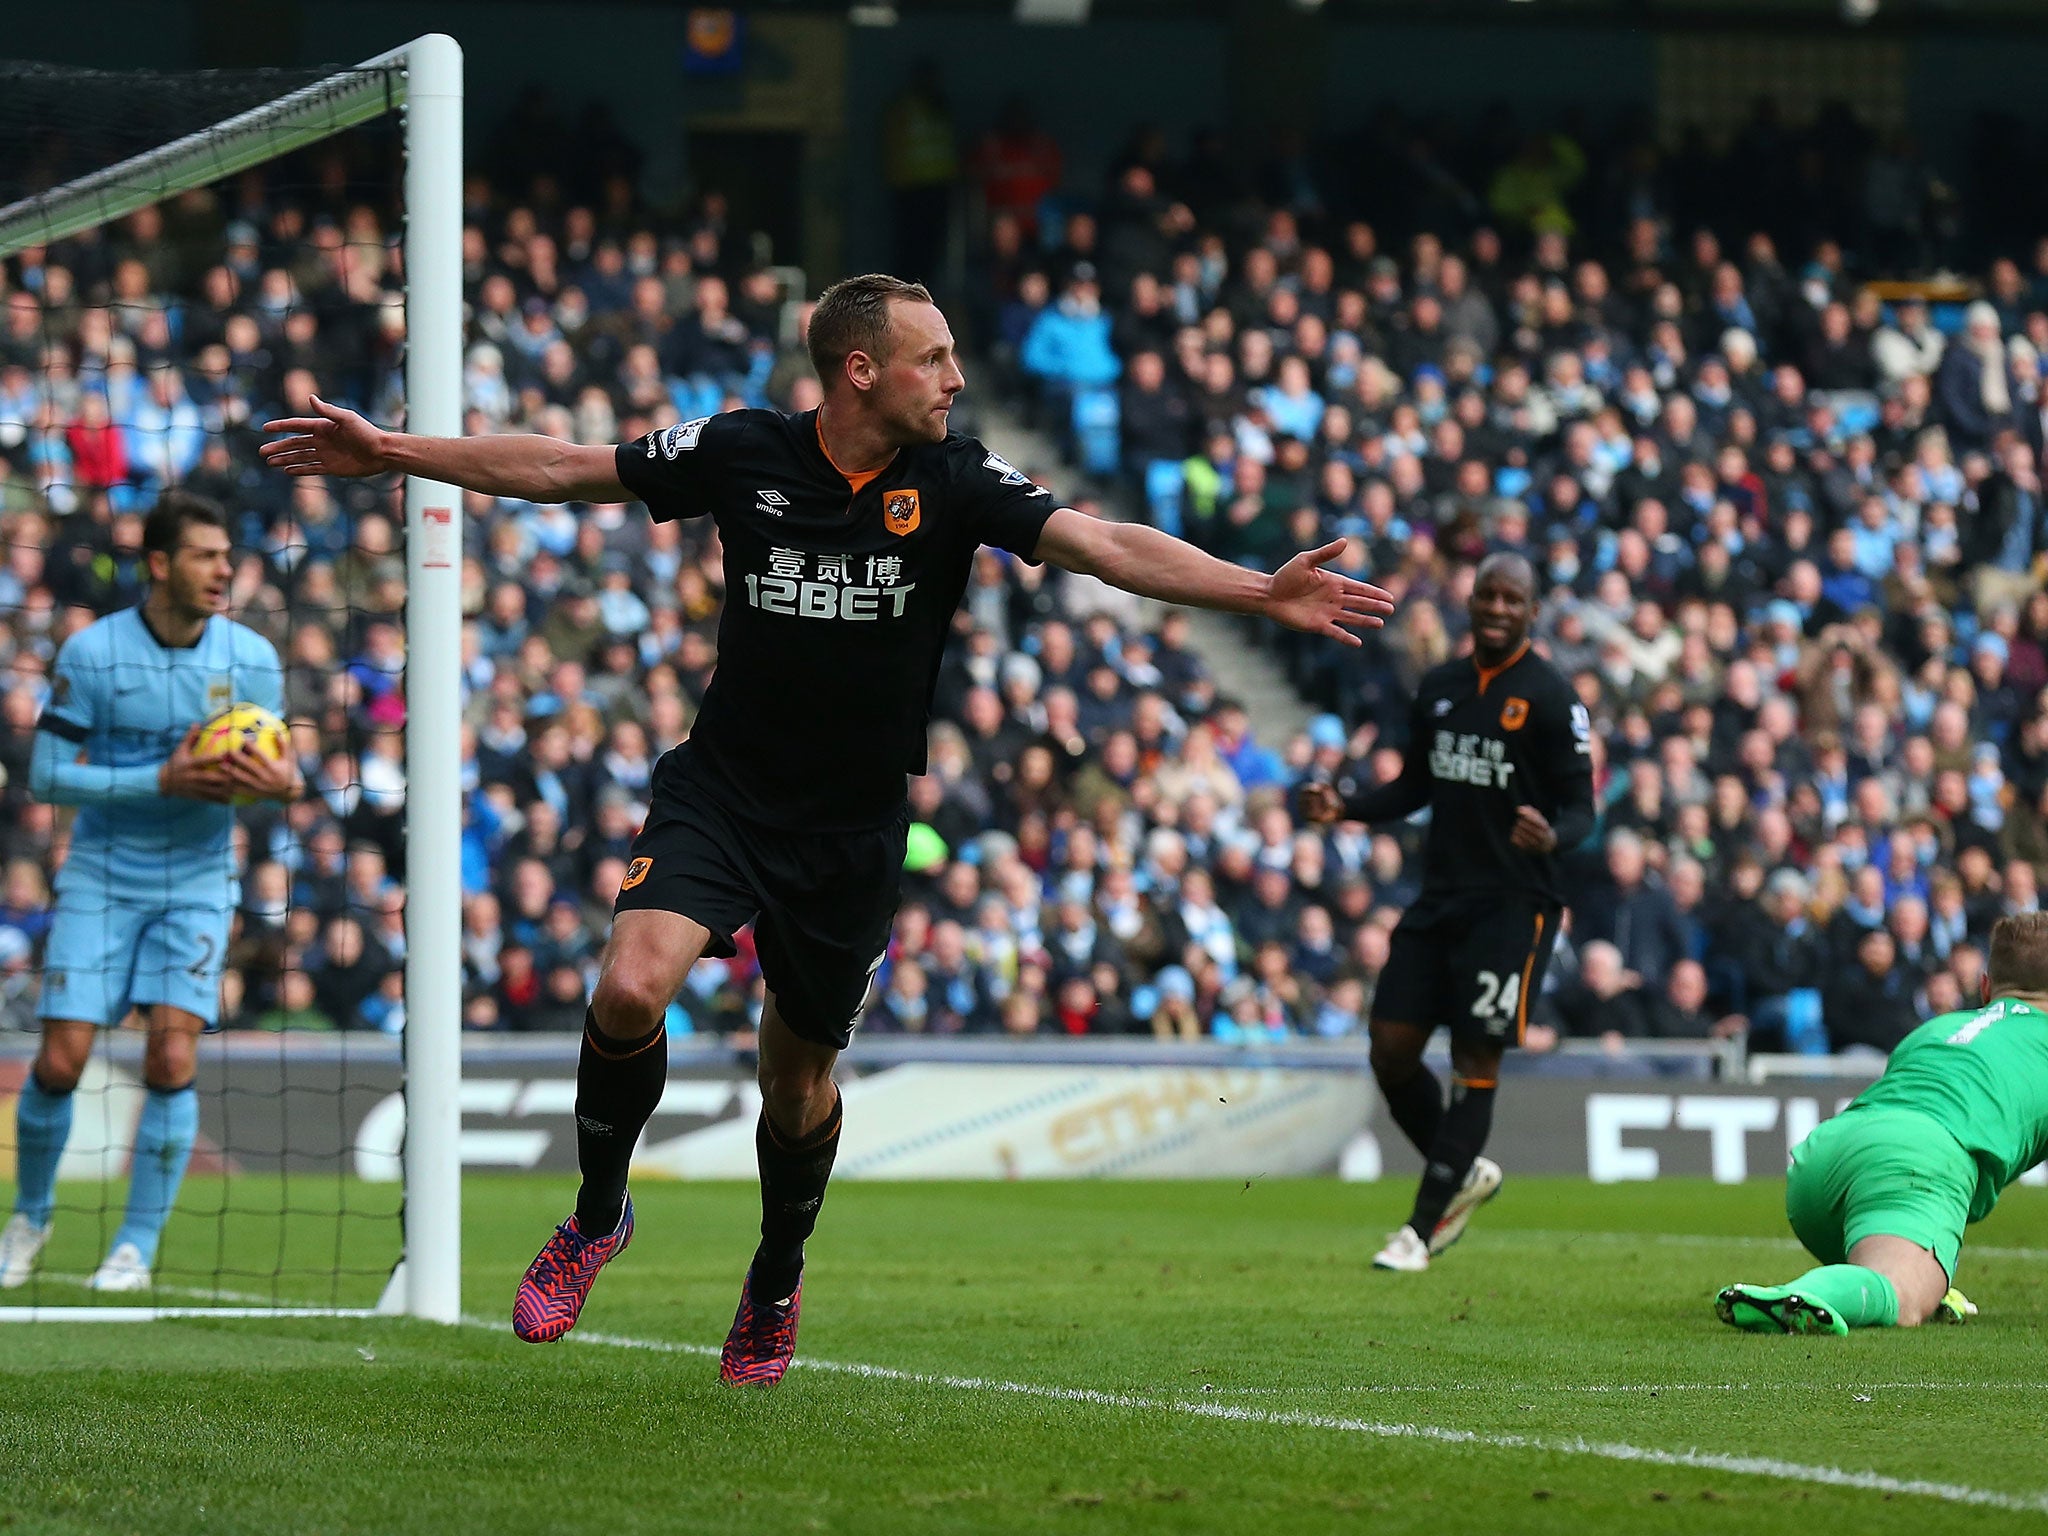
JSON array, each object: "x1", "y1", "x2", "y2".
[{"x1": 3, "y1": 1175, "x2": 2046, "y2": 1534}]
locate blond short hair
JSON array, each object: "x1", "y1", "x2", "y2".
[{"x1": 808, "y1": 273, "x2": 934, "y2": 386}]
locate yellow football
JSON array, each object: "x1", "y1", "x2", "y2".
[{"x1": 192, "y1": 704, "x2": 290, "y2": 804}]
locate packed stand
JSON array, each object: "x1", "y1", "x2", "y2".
[
  {"x1": 0, "y1": 100, "x2": 1308, "y2": 1042},
  {"x1": 0, "y1": 89, "x2": 2043, "y2": 1056},
  {"x1": 962, "y1": 100, "x2": 2048, "y2": 1056},
  {"x1": 0, "y1": 106, "x2": 797, "y2": 1035}
]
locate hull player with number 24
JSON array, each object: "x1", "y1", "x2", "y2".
[
  {"x1": 262, "y1": 274, "x2": 1395, "y2": 1385},
  {"x1": 1301, "y1": 553, "x2": 1595, "y2": 1274}
]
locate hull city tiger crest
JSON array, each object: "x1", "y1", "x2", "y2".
[
  {"x1": 1500, "y1": 697, "x2": 1530, "y2": 731},
  {"x1": 621, "y1": 857, "x2": 652, "y2": 891},
  {"x1": 883, "y1": 488, "x2": 921, "y2": 536}
]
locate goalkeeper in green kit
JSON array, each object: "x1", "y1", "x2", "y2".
[{"x1": 1717, "y1": 912, "x2": 2048, "y2": 1336}]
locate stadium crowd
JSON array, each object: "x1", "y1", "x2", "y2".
[
  {"x1": 0, "y1": 93, "x2": 2040, "y2": 1058},
  {"x1": 971, "y1": 101, "x2": 2048, "y2": 1056}
]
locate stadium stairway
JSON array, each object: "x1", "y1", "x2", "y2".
[{"x1": 971, "y1": 394, "x2": 1313, "y2": 751}]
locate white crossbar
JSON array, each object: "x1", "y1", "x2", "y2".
[{"x1": 0, "y1": 40, "x2": 418, "y2": 259}]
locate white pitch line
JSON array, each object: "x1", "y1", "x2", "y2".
[
  {"x1": 1204, "y1": 1380, "x2": 2048, "y2": 1396},
  {"x1": 19, "y1": 1302, "x2": 2045, "y2": 1511},
  {"x1": 29, "y1": 1272, "x2": 352, "y2": 1308},
  {"x1": 485, "y1": 1320, "x2": 2048, "y2": 1517},
  {"x1": 1497, "y1": 1230, "x2": 2048, "y2": 1261},
  {"x1": 1505, "y1": 1228, "x2": 1803, "y2": 1251}
]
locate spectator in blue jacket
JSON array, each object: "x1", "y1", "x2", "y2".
[{"x1": 1021, "y1": 263, "x2": 1121, "y2": 432}]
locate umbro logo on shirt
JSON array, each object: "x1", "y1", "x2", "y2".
[
  {"x1": 1434, "y1": 698, "x2": 1454, "y2": 716},
  {"x1": 755, "y1": 489, "x2": 789, "y2": 517}
]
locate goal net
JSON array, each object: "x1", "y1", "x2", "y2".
[{"x1": 0, "y1": 38, "x2": 463, "y2": 1322}]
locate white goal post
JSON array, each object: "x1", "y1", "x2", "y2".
[{"x1": 0, "y1": 34, "x2": 464, "y2": 1324}]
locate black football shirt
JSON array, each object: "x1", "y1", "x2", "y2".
[
  {"x1": 1337, "y1": 642, "x2": 1595, "y2": 905},
  {"x1": 615, "y1": 408, "x2": 1058, "y2": 832}
]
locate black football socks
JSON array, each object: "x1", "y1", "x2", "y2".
[
  {"x1": 1406, "y1": 1073, "x2": 1497, "y2": 1239},
  {"x1": 1375, "y1": 1059, "x2": 1445, "y2": 1157},
  {"x1": 572, "y1": 1009, "x2": 667, "y2": 1236},
  {"x1": 751, "y1": 1089, "x2": 843, "y2": 1302}
]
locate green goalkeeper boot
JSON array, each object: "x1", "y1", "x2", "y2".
[{"x1": 1714, "y1": 1283, "x2": 1851, "y2": 1336}]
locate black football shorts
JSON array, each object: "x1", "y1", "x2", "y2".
[
  {"x1": 1371, "y1": 893, "x2": 1561, "y2": 1045},
  {"x1": 614, "y1": 744, "x2": 907, "y2": 1049}
]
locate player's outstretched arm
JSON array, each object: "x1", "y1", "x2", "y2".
[
  {"x1": 1034, "y1": 510, "x2": 1393, "y2": 647},
  {"x1": 1300, "y1": 745, "x2": 1432, "y2": 826},
  {"x1": 260, "y1": 396, "x2": 631, "y2": 504},
  {"x1": 1298, "y1": 691, "x2": 1433, "y2": 827}
]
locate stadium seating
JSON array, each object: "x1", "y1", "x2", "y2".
[{"x1": 0, "y1": 95, "x2": 2043, "y2": 1062}]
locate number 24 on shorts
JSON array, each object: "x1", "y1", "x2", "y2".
[{"x1": 1471, "y1": 970, "x2": 1520, "y2": 1019}]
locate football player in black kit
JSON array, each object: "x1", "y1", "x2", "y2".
[
  {"x1": 263, "y1": 274, "x2": 1395, "y2": 1382},
  {"x1": 1301, "y1": 553, "x2": 1593, "y2": 1273}
]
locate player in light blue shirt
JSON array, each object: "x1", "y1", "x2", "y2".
[{"x1": 0, "y1": 494, "x2": 298, "y2": 1294}]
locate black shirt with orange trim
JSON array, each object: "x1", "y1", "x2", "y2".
[
  {"x1": 1336, "y1": 641, "x2": 1595, "y2": 904},
  {"x1": 615, "y1": 407, "x2": 1058, "y2": 833}
]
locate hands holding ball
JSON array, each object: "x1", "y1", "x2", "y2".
[{"x1": 162, "y1": 703, "x2": 298, "y2": 805}]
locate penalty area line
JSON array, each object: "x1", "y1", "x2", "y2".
[{"x1": 467, "y1": 1318, "x2": 2048, "y2": 1516}]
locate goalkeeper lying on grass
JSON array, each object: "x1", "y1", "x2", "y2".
[{"x1": 1718, "y1": 911, "x2": 2048, "y2": 1336}]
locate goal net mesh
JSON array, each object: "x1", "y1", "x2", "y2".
[{"x1": 0, "y1": 60, "x2": 415, "y2": 1311}]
